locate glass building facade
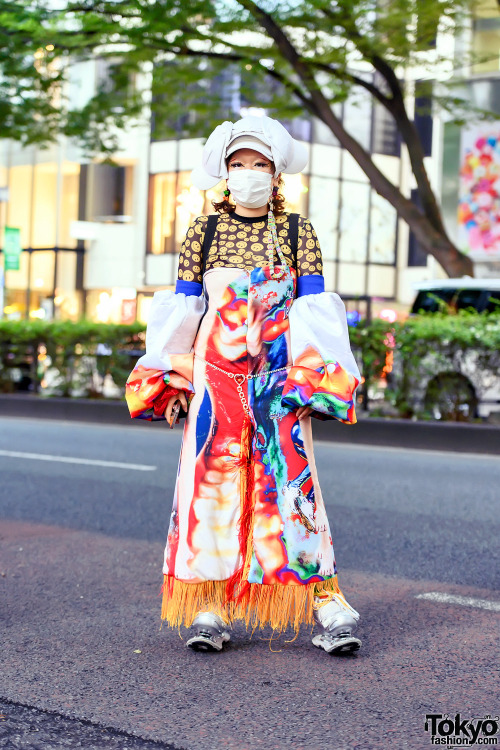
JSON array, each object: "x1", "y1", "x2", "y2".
[
  {"x1": 0, "y1": 153, "x2": 83, "y2": 321},
  {"x1": 10, "y1": 38, "x2": 500, "y2": 321}
]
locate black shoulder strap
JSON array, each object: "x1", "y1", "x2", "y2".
[
  {"x1": 288, "y1": 213, "x2": 299, "y2": 271},
  {"x1": 201, "y1": 214, "x2": 218, "y2": 277}
]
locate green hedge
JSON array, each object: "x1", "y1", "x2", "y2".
[
  {"x1": 0, "y1": 314, "x2": 498, "y2": 419},
  {"x1": 0, "y1": 319, "x2": 145, "y2": 396},
  {"x1": 386, "y1": 311, "x2": 500, "y2": 420}
]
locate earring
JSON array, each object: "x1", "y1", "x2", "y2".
[{"x1": 223, "y1": 188, "x2": 230, "y2": 198}]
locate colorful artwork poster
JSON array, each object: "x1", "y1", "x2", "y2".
[{"x1": 458, "y1": 125, "x2": 500, "y2": 259}]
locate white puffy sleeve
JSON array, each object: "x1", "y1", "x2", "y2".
[
  {"x1": 125, "y1": 290, "x2": 206, "y2": 421},
  {"x1": 281, "y1": 292, "x2": 361, "y2": 423}
]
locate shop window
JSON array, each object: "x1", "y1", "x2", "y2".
[
  {"x1": 33, "y1": 162, "x2": 58, "y2": 248},
  {"x1": 86, "y1": 287, "x2": 137, "y2": 324},
  {"x1": 137, "y1": 293, "x2": 154, "y2": 324},
  {"x1": 7, "y1": 165, "x2": 33, "y2": 249},
  {"x1": 29, "y1": 250, "x2": 55, "y2": 319},
  {"x1": 55, "y1": 251, "x2": 82, "y2": 320},
  {"x1": 59, "y1": 162, "x2": 80, "y2": 248},
  {"x1": 176, "y1": 172, "x2": 205, "y2": 248},
  {"x1": 148, "y1": 173, "x2": 179, "y2": 254},
  {"x1": 90, "y1": 163, "x2": 133, "y2": 221},
  {"x1": 3, "y1": 251, "x2": 29, "y2": 318}
]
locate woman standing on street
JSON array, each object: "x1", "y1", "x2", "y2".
[{"x1": 126, "y1": 115, "x2": 362, "y2": 655}]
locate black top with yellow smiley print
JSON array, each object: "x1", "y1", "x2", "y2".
[{"x1": 177, "y1": 211, "x2": 323, "y2": 285}]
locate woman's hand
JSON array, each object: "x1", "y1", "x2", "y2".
[
  {"x1": 165, "y1": 392, "x2": 188, "y2": 425},
  {"x1": 296, "y1": 405, "x2": 313, "y2": 420}
]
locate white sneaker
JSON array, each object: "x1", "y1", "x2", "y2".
[
  {"x1": 312, "y1": 593, "x2": 361, "y2": 655},
  {"x1": 186, "y1": 612, "x2": 231, "y2": 652}
]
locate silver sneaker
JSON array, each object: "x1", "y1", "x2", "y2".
[
  {"x1": 186, "y1": 612, "x2": 231, "y2": 652},
  {"x1": 312, "y1": 593, "x2": 361, "y2": 655}
]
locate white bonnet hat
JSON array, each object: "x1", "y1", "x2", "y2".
[{"x1": 191, "y1": 115, "x2": 308, "y2": 190}]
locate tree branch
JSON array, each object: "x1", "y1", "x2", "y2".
[
  {"x1": 235, "y1": 0, "x2": 471, "y2": 274},
  {"x1": 318, "y1": 4, "x2": 448, "y2": 237},
  {"x1": 310, "y1": 60, "x2": 393, "y2": 108}
]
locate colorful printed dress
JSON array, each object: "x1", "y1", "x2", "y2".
[{"x1": 126, "y1": 211, "x2": 360, "y2": 634}]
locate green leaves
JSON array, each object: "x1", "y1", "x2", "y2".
[
  {"x1": 349, "y1": 310, "x2": 500, "y2": 420},
  {"x1": 0, "y1": 319, "x2": 145, "y2": 396},
  {"x1": 0, "y1": 0, "x2": 481, "y2": 154},
  {"x1": 1, "y1": 312, "x2": 498, "y2": 418}
]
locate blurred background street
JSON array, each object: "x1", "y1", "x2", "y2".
[
  {"x1": 1, "y1": 1, "x2": 500, "y2": 748},
  {"x1": 1, "y1": 416, "x2": 498, "y2": 749}
]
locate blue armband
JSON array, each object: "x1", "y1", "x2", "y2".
[
  {"x1": 175, "y1": 280, "x2": 203, "y2": 297},
  {"x1": 296, "y1": 275, "x2": 325, "y2": 297}
]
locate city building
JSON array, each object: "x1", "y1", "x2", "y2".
[{"x1": 1, "y1": 7, "x2": 498, "y2": 324}]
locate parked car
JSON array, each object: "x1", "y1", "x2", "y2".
[
  {"x1": 411, "y1": 277, "x2": 500, "y2": 315},
  {"x1": 404, "y1": 278, "x2": 500, "y2": 420}
]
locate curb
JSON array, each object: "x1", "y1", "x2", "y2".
[
  {"x1": 1, "y1": 394, "x2": 499, "y2": 454},
  {"x1": 312, "y1": 415, "x2": 500, "y2": 454}
]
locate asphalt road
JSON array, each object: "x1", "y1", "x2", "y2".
[{"x1": 0, "y1": 416, "x2": 499, "y2": 750}]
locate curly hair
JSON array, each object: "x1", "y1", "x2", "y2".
[{"x1": 212, "y1": 174, "x2": 286, "y2": 216}]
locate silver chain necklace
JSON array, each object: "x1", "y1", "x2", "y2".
[{"x1": 195, "y1": 355, "x2": 290, "y2": 413}]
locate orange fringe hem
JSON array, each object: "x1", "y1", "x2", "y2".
[{"x1": 161, "y1": 575, "x2": 341, "y2": 634}]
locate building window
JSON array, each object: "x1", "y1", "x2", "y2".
[
  {"x1": 7, "y1": 165, "x2": 33, "y2": 249},
  {"x1": 149, "y1": 173, "x2": 181, "y2": 254},
  {"x1": 343, "y1": 90, "x2": 372, "y2": 151},
  {"x1": 89, "y1": 163, "x2": 133, "y2": 221},
  {"x1": 59, "y1": 162, "x2": 80, "y2": 248},
  {"x1": 338, "y1": 181, "x2": 370, "y2": 263},
  {"x1": 472, "y1": 0, "x2": 500, "y2": 75},
  {"x1": 312, "y1": 114, "x2": 341, "y2": 147},
  {"x1": 414, "y1": 83, "x2": 433, "y2": 158},
  {"x1": 308, "y1": 176, "x2": 339, "y2": 262},
  {"x1": 408, "y1": 189, "x2": 428, "y2": 266},
  {"x1": 369, "y1": 192, "x2": 397, "y2": 265},
  {"x1": 372, "y1": 101, "x2": 400, "y2": 157},
  {"x1": 33, "y1": 163, "x2": 58, "y2": 247}
]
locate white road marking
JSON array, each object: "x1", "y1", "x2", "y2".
[
  {"x1": 0, "y1": 449, "x2": 156, "y2": 472},
  {"x1": 416, "y1": 592, "x2": 500, "y2": 612}
]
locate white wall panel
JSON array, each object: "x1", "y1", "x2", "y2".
[
  {"x1": 146, "y1": 252, "x2": 179, "y2": 287},
  {"x1": 150, "y1": 142, "x2": 178, "y2": 174},
  {"x1": 84, "y1": 224, "x2": 142, "y2": 289}
]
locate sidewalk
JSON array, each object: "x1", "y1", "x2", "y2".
[{"x1": 1, "y1": 393, "x2": 499, "y2": 454}]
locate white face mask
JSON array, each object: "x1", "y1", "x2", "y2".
[{"x1": 227, "y1": 170, "x2": 273, "y2": 209}]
